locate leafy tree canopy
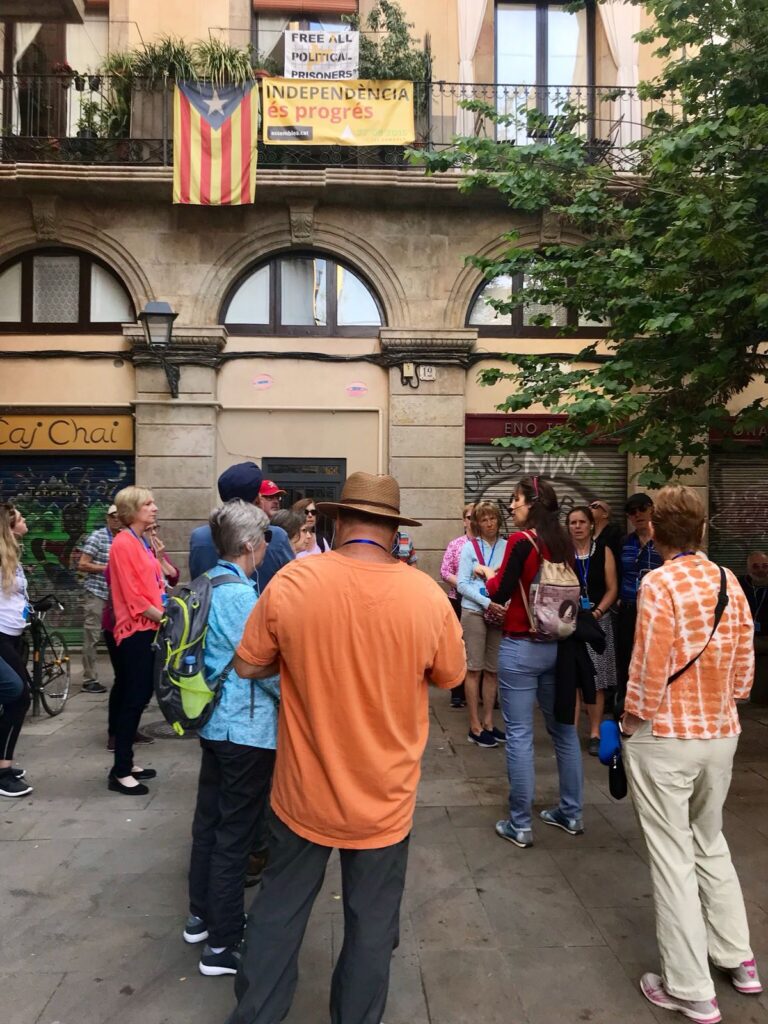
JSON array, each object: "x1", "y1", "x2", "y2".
[{"x1": 414, "y1": 0, "x2": 768, "y2": 485}]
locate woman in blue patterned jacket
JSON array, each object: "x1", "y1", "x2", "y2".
[{"x1": 183, "y1": 499, "x2": 280, "y2": 978}]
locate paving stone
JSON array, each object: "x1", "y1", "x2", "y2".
[
  {"x1": 3, "y1": 658, "x2": 767, "y2": 1024},
  {"x1": 507, "y1": 946, "x2": 659, "y2": 1024}
]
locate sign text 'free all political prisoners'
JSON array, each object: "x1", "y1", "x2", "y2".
[
  {"x1": 262, "y1": 80, "x2": 414, "y2": 146},
  {"x1": 284, "y1": 30, "x2": 359, "y2": 80}
]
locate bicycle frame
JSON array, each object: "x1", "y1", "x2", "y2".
[{"x1": 27, "y1": 596, "x2": 65, "y2": 717}]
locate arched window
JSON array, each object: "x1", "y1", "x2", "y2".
[
  {"x1": 0, "y1": 248, "x2": 134, "y2": 333},
  {"x1": 467, "y1": 273, "x2": 606, "y2": 336},
  {"x1": 222, "y1": 252, "x2": 384, "y2": 336}
]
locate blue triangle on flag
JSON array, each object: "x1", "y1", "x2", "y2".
[{"x1": 178, "y1": 81, "x2": 254, "y2": 130}]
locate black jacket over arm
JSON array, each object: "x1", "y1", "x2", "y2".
[{"x1": 554, "y1": 611, "x2": 607, "y2": 724}]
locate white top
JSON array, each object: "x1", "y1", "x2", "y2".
[{"x1": 0, "y1": 564, "x2": 29, "y2": 636}]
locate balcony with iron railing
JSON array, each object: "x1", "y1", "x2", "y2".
[{"x1": 0, "y1": 75, "x2": 674, "y2": 170}]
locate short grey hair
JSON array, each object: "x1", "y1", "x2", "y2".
[{"x1": 209, "y1": 499, "x2": 269, "y2": 560}]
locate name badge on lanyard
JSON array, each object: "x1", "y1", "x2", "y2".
[{"x1": 580, "y1": 595, "x2": 592, "y2": 610}]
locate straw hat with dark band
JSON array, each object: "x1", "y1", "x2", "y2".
[{"x1": 316, "y1": 472, "x2": 421, "y2": 527}]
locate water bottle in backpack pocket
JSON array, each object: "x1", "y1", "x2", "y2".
[{"x1": 153, "y1": 572, "x2": 242, "y2": 735}]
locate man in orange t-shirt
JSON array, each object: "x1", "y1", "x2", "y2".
[{"x1": 226, "y1": 473, "x2": 466, "y2": 1024}]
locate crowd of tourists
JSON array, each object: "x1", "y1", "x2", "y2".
[{"x1": 0, "y1": 467, "x2": 764, "y2": 1024}]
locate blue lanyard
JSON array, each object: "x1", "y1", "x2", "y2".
[
  {"x1": 129, "y1": 527, "x2": 153, "y2": 554},
  {"x1": 671, "y1": 551, "x2": 695, "y2": 560},
  {"x1": 129, "y1": 527, "x2": 164, "y2": 590},
  {"x1": 634, "y1": 536, "x2": 653, "y2": 572},
  {"x1": 576, "y1": 544, "x2": 592, "y2": 594},
  {"x1": 341, "y1": 539, "x2": 390, "y2": 553},
  {"x1": 218, "y1": 560, "x2": 243, "y2": 577},
  {"x1": 479, "y1": 538, "x2": 498, "y2": 567}
]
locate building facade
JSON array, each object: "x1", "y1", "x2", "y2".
[{"x1": 0, "y1": 1, "x2": 764, "y2": 636}]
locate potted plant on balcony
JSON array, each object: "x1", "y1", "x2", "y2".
[
  {"x1": 52, "y1": 61, "x2": 75, "y2": 88},
  {"x1": 192, "y1": 39, "x2": 261, "y2": 85},
  {"x1": 349, "y1": 1, "x2": 432, "y2": 164},
  {"x1": 128, "y1": 35, "x2": 196, "y2": 140}
]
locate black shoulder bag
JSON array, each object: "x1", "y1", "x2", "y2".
[
  {"x1": 608, "y1": 566, "x2": 728, "y2": 800},
  {"x1": 666, "y1": 566, "x2": 728, "y2": 684}
]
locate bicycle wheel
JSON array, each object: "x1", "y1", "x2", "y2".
[{"x1": 39, "y1": 631, "x2": 71, "y2": 716}]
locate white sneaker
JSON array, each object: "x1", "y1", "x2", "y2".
[
  {"x1": 715, "y1": 958, "x2": 762, "y2": 995},
  {"x1": 640, "y1": 973, "x2": 721, "y2": 1024}
]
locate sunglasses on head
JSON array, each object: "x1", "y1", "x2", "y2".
[{"x1": 589, "y1": 502, "x2": 606, "y2": 511}]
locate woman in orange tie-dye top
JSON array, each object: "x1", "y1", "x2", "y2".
[{"x1": 621, "y1": 485, "x2": 761, "y2": 1023}]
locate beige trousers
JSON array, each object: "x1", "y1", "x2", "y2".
[
  {"x1": 81, "y1": 592, "x2": 106, "y2": 681},
  {"x1": 623, "y1": 721, "x2": 753, "y2": 1001}
]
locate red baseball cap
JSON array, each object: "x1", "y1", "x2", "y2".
[{"x1": 259, "y1": 479, "x2": 286, "y2": 497}]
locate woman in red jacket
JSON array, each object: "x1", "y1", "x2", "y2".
[
  {"x1": 108, "y1": 486, "x2": 165, "y2": 795},
  {"x1": 477, "y1": 476, "x2": 583, "y2": 849}
]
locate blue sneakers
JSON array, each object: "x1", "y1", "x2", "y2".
[
  {"x1": 540, "y1": 808, "x2": 584, "y2": 835},
  {"x1": 468, "y1": 728, "x2": 498, "y2": 748},
  {"x1": 183, "y1": 914, "x2": 209, "y2": 944},
  {"x1": 495, "y1": 820, "x2": 533, "y2": 848}
]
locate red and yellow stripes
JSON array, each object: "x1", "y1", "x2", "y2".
[{"x1": 173, "y1": 84, "x2": 258, "y2": 205}]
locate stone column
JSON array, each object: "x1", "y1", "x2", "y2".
[
  {"x1": 124, "y1": 325, "x2": 227, "y2": 579},
  {"x1": 381, "y1": 329, "x2": 477, "y2": 581}
]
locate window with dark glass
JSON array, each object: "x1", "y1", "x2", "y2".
[
  {"x1": 496, "y1": 1, "x2": 593, "y2": 87},
  {"x1": 467, "y1": 274, "x2": 606, "y2": 336},
  {"x1": 495, "y1": 2, "x2": 596, "y2": 143},
  {"x1": 0, "y1": 248, "x2": 135, "y2": 332},
  {"x1": 251, "y1": 3, "x2": 358, "y2": 71},
  {"x1": 222, "y1": 253, "x2": 383, "y2": 335}
]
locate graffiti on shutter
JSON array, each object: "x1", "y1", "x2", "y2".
[
  {"x1": 0, "y1": 456, "x2": 134, "y2": 644},
  {"x1": 465, "y1": 446, "x2": 628, "y2": 537},
  {"x1": 709, "y1": 454, "x2": 768, "y2": 573}
]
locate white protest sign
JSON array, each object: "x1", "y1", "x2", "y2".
[{"x1": 284, "y1": 30, "x2": 360, "y2": 81}]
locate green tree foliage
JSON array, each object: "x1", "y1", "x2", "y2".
[
  {"x1": 351, "y1": 1, "x2": 432, "y2": 82},
  {"x1": 415, "y1": 0, "x2": 768, "y2": 484}
]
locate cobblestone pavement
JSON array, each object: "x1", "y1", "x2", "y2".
[{"x1": 2, "y1": 659, "x2": 767, "y2": 1024}]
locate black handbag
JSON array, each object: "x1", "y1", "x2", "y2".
[{"x1": 608, "y1": 566, "x2": 728, "y2": 800}]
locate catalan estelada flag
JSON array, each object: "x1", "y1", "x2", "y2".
[{"x1": 173, "y1": 81, "x2": 258, "y2": 205}]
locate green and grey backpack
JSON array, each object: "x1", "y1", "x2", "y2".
[{"x1": 153, "y1": 572, "x2": 241, "y2": 736}]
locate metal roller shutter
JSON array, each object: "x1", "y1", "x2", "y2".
[
  {"x1": 708, "y1": 453, "x2": 768, "y2": 573},
  {"x1": 465, "y1": 445, "x2": 628, "y2": 535},
  {"x1": 0, "y1": 455, "x2": 134, "y2": 644}
]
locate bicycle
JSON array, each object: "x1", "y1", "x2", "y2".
[{"x1": 21, "y1": 595, "x2": 72, "y2": 717}]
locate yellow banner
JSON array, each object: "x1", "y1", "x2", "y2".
[
  {"x1": 262, "y1": 79, "x2": 414, "y2": 146},
  {"x1": 0, "y1": 415, "x2": 134, "y2": 452}
]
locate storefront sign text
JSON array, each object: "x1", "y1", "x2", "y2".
[{"x1": 0, "y1": 415, "x2": 134, "y2": 452}]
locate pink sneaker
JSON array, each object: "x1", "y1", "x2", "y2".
[
  {"x1": 640, "y1": 973, "x2": 721, "y2": 1024},
  {"x1": 718, "y1": 958, "x2": 763, "y2": 995}
]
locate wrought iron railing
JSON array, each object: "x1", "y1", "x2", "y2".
[{"x1": 0, "y1": 76, "x2": 674, "y2": 168}]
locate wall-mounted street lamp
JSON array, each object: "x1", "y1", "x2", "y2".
[{"x1": 137, "y1": 301, "x2": 180, "y2": 398}]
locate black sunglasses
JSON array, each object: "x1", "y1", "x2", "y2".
[{"x1": 305, "y1": 507, "x2": 317, "y2": 515}]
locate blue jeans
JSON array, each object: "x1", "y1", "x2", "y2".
[
  {"x1": 0, "y1": 654, "x2": 24, "y2": 704},
  {"x1": 498, "y1": 637, "x2": 583, "y2": 830}
]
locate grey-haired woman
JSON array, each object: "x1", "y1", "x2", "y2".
[{"x1": 184, "y1": 499, "x2": 280, "y2": 979}]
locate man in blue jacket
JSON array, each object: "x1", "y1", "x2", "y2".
[{"x1": 189, "y1": 462, "x2": 294, "y2": 590}]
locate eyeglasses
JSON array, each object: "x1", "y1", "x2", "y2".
[
  {"x1": 305, "y1": 507, "x2": 317, "y2": 516},
  {"x1": 264, "y1": 529, "x2": 272, "y2": 543}
]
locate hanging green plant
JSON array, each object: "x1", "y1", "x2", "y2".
[
  {"x1": 130, "y1": 35, "x2": 197, "y2": 88},
  {"x1": 192, "y1": 39, "x2": 256, "y2": 86}
]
